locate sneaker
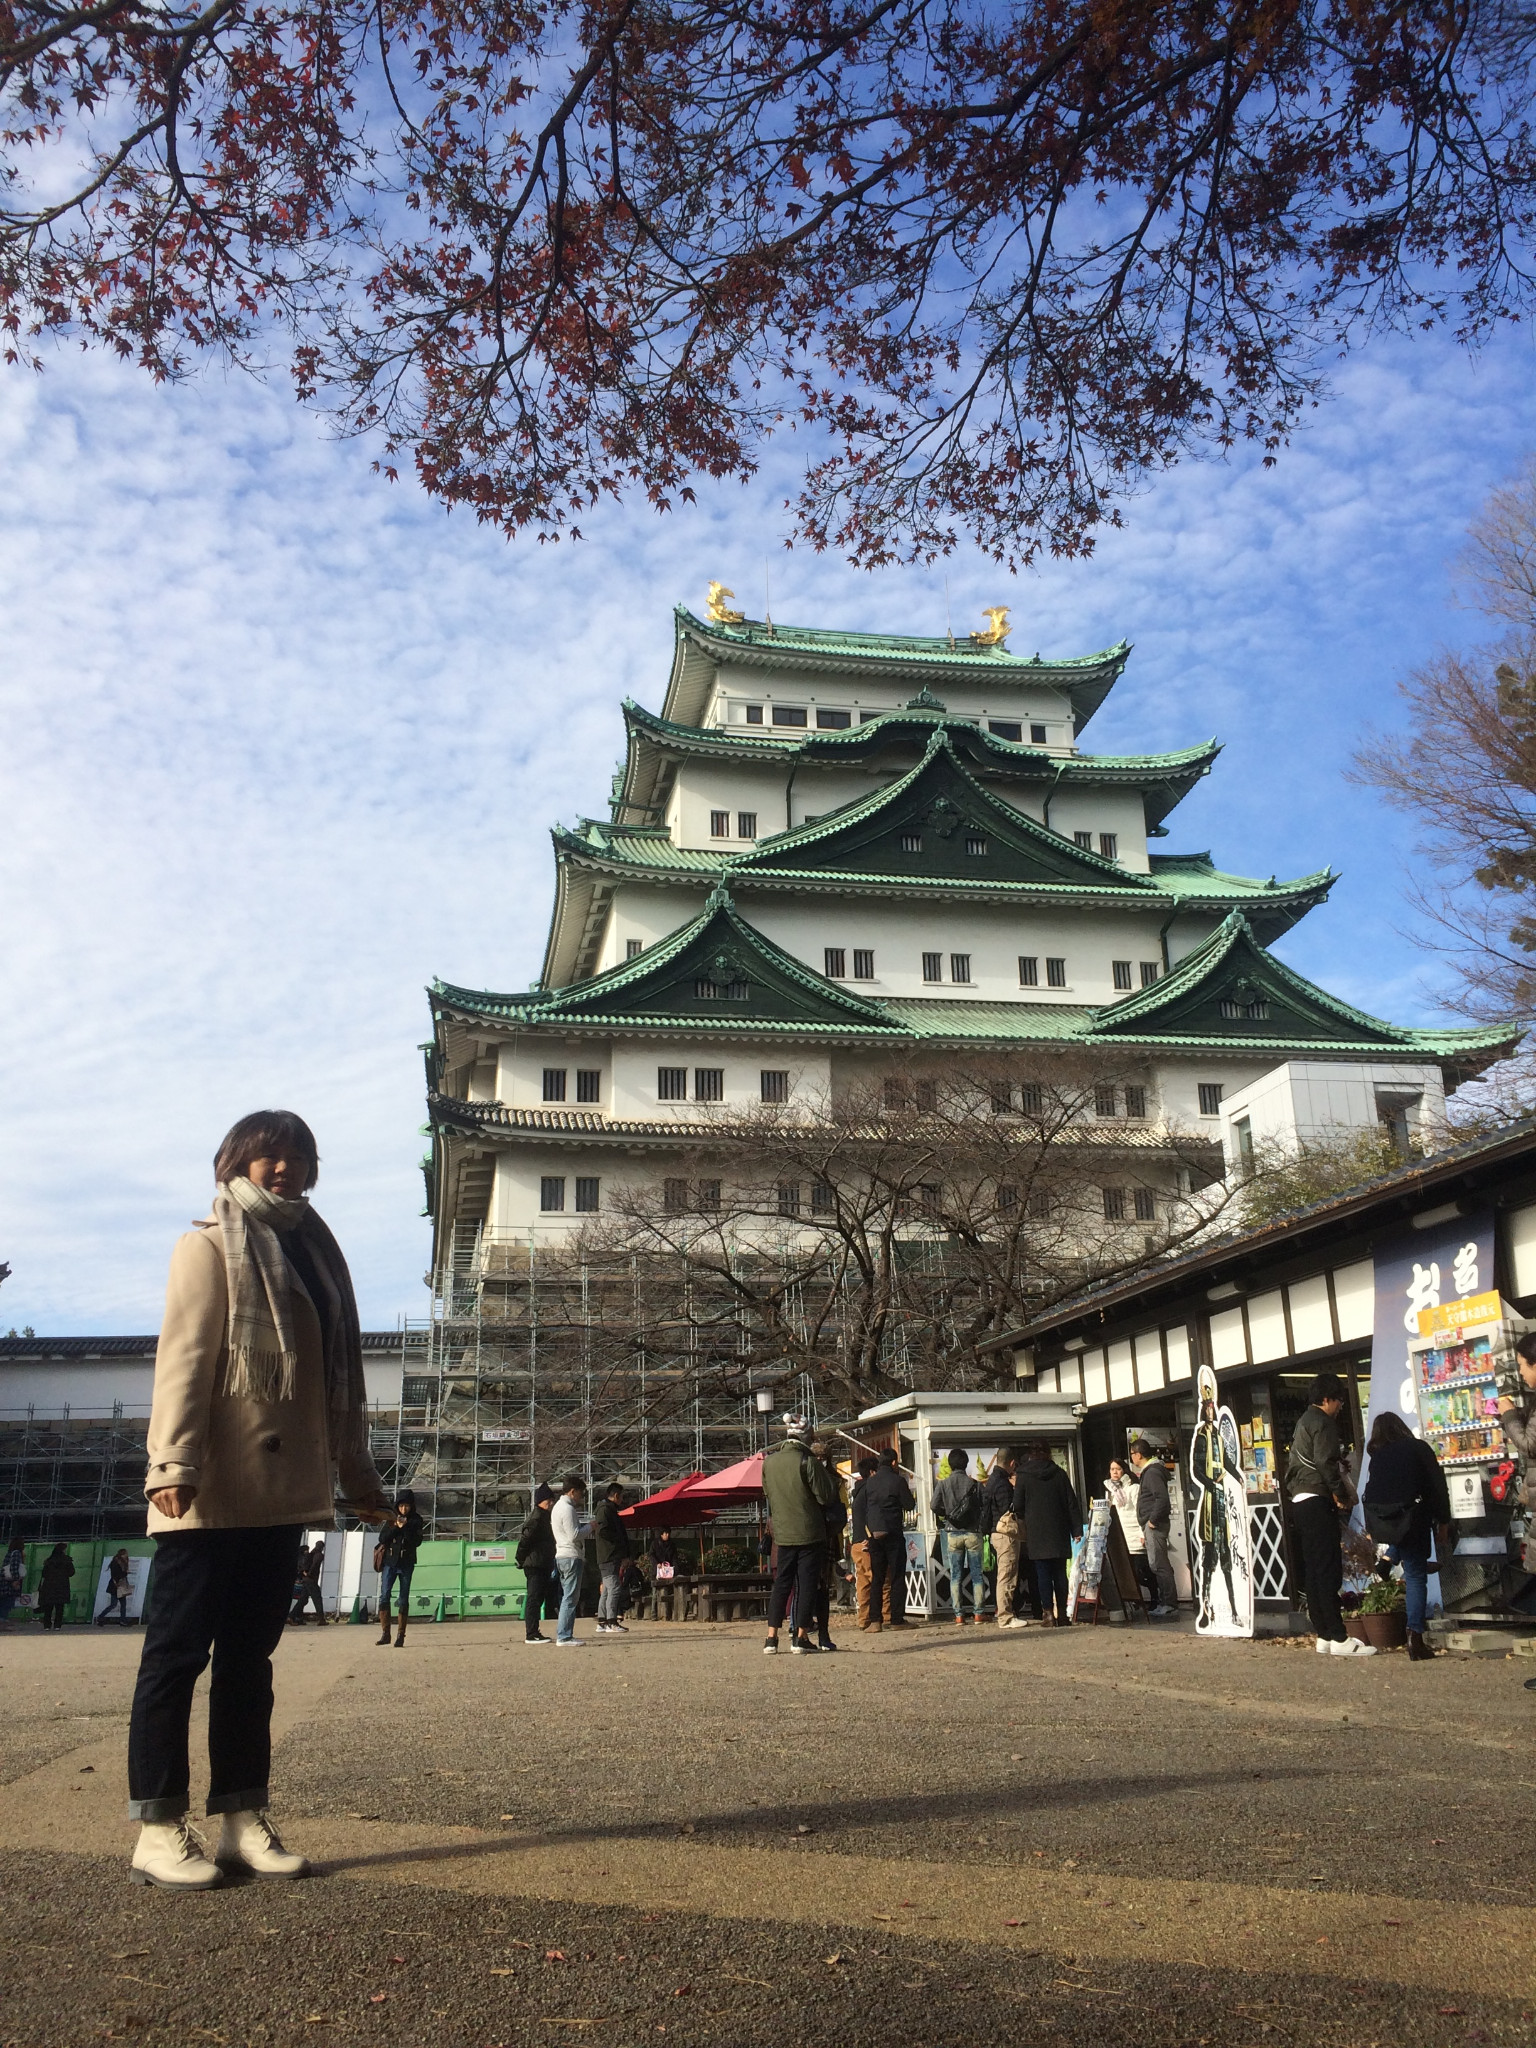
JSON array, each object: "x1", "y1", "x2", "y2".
[
  {"x1": 130, "y1": 1818, "x2": 224, "y2": 1891},
  {"x1": 609, "y1": 1621, "x2": 629, "y2": 1633},
  {"x1": 523, "y1": 1634, "x2": 553, "y2": 1646},
  {"x1": 595, "y1": 1622, "x2": 613, "y2": 1633},
  {"x1": 816, "y1": 1637, "x2": 838, "y2": 1652},
  {"x1": 215, "y1": 1810, "x2": 310, "y2": 1880},
  {"x1": 789, "y1": 1636, "x2": 821, "y2": 1654},
  {"x1": 1149, "y1": 1605, "x2": 1176, "y2": 1618},
  {"x1": 556, "y1": 1637, "x2": 584, "y2": 1647},
  {"x1": 763, "y1": 1637, "x2": 778, "y2": 1655},
  {"x1": 1330, "y1": 1636, "x2": 1378, "y2": 1657},
  {"x1": 1315, "y1": 1637, "x2": 1334, "y2": 1654}
]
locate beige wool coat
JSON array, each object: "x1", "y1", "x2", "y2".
[{"x1": 144, "y1": 1221, "x2": 381, "y2": 1533}]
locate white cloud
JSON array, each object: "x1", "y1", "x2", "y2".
[{"x1": 3, "y1": 328, "x2": 1534, "y2": 1330}]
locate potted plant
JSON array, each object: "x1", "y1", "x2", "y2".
[{"x1": 1346, "y1": 1576, "x2": 1408, "y2": 1650}]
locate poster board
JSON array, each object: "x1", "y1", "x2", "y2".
[
  {"x1": 1067, "y1": 1499, "x2": 1112, "y2": 1619},
  {"x1": 1188, "y1": 1365, "x2": 1254, "y2": 1638},
  {"x1": 93, "y1": 1553, "x2": 150, "y2": 1622}
]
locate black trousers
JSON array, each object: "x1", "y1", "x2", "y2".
[
  {"x1": 127, "y1": 1524, "x2": 302, "y2": 1823},
  {"x1": 1034, "y1": 1556, "x2": 1070, "y2": 1622},
  {"x1": 768, "y1": 1542, "x2": 824, "y2": 1634},
  {"x1": 1292, "y1": 1495, "x2": 1345, "y2": 1641},
  {"x1": 40, "y1": 1601, "x2": 66, "y2": 1629},
  {"x1": 524, "y1": 1563, "x2": 558, "y2": 1638},
  {"x1": 866, "y1": 1532, "x2": 907, "y2": 1625},
  {"x1": 289, "y1": 1580, "x2": 325, "y2": 1623}
]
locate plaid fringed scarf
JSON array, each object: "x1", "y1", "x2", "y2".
[{"x1": 211, "y1": 1181, "x2": 368, "y2": 1468}]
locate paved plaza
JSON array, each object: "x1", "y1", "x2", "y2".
[{"x1": 1, "y1": 1616, "x2": 1532, "y2": 2047}]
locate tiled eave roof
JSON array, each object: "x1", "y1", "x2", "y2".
[{"x1": 429, "y1": 1091, "x2": 1219, "y2": 1151}]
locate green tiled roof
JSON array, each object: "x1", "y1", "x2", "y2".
[{"x1": 674, "y1": 606, "x2": 1129, "y2": 674}]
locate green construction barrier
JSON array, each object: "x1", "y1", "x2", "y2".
[
  {"x1": 403, "y1": 1538, "x2": 528, "y2": 1621},
  {"x1": 18, "y1": 1538, "x2": 157, "y2": 1626}
]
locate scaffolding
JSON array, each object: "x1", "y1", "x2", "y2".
[{"x1": 0, "y1": 1408, "x2": 153, "y2": 1542}]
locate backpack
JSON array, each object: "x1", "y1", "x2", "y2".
[{"x1": 939, "y1": 1474, "x2": 983, "y2": 1531}]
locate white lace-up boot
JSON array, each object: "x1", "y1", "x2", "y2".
[
  {"x1": 130, "y1": 1818, "x2": 224, "y2": 1890},
  {"x1": 215, "y1": 1809, "x2": 311, "y2": 1878}
]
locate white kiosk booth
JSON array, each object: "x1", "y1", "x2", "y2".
[{"x1": 853, "y1": 1389, "x2": 1086, "y2": 1618}]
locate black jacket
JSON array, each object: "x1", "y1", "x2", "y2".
[
  {"x1": 1362, "y1": 1436, "x2": 1451, "y2": 1556},
  {"x1": 1134, "y1": 1457, "x2": 1172, "y2": 1531},
  {"x1": 849, "y1": 1477, "x2": 870, "y2": 1545},
  {"x1": 378, "y1": 1509, "x2": 425, "y2": 1572},
  {"x1": 37, "y1": 1552, "x2": 74, "y2": 1602},
  {"x1": 1014, "y1": 1457, "x2": 1083, "y2": 1560},
  {"x1": 981, "y1": 1466, "x2": 1015, "y2": 1534},
  {"x1": 594, "y1": 1499, "x2": 631, "y2": 1566},
  {"x1": 933, "y1": 1472, "x2": 983, "y2": 1531},
  {"x1": 516, "y1": 1505, "x2": 557, "y2": 1572},
  {"x1": 861, "y1": 1464, "x2": 915, "y2": 1537}
]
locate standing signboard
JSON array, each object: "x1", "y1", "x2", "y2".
[{"x1": 1188, "y1": 1365, "x2": 1254, "y2": 1636}]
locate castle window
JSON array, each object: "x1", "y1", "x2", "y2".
[
  {"x1": 694, "y1": 1068, "x2": 724, "y2": 1103},
  {"x1": 1220, "y1": 995, "x2": 1270, "y2": 1020},
  {"x1": 1028, "y1": 1188, "x2": 1052, "y2": 1219},
  {"x1": 852, "y1": 948, "x2": 874, "y2": 980},
  {"x1": 664, "y1": 1177, "x2": 689, "y2": 1213},
  {"x1": 990, "y1": 1081, "x2": 1013, "y2": 1115},
  {"x1": 575, "y1": 1177, "x2": 601, "y2": 1213},
  {"x1": 1020, "y1": 1082, "x2": 1043, "y2": 1114},
  {"x1": 1124, "y1": 1085, "x2": 1147, "y2": 1120},
  {"x1": 710, "y1": 810, "x2": 730, "y2": 837},
  {"x1": 745, "y1": 705, "x2": 764, "y2": 724},
  {"x1": 824, "y1": 947, "x2": 846, "y2": 979},
  {"x1": 1102, "y1": 1187, "x2": 1127, "y2": 1222},
  {"x1": 1074, "y1": 830, "x2": 1093, "y2": 850},
  {"x1": 997, "y1": 1182, "x2": 1019, "y2": 1211},
  {"x1": 922, "y1": 951, "x2": 943, "y2": 982},
  {"x1": 695, "y1": 977, "x2": 748, "y2": 999},
  {"x1": 540, "y1": 1177, "x2": 566, "y2": 1213},
  {"x1": 916, "y1": 1080, "x2": 938, "y2": 1112},
  {"x1": 576, "y1": 1070, "x2": 601, "y2": 1104},
  {"x1": 760, "y1": 1070, "x2": 789, "y2": 1103},
  {"x1": 542, "y1": 1068, "x2": 567, "y2": 1103},
  {"x1": 737, "y1": 811, "x2": 757, "y2": 840},
  {"x1": 626, "y1": 939, "x2": 643, "y2": 959},
  {"x1": 1046, "y1": 957, "x2": 1067, "y2": 988},
  {"x1": 883, "y1": 1078, "x2": 911, "y2": 1111},
  {"x1": 1094, "y1": 1086, "x2": 1117, "y2": 1118},
  {"x1": 1140, "y1": 960, "x2": 1160, "y2": 986},
  {"x1": 1100, "y1": 833, "x2": 1118, "y2": 860},
  {"x1": 949, "y1": 953, "x2": 972, "y2": 984},
  {"x1": 1134, "y1": 1187, "x2": 1157, "y2": 1222},
  {"x1": 965, "y1": 834, "x2": 988, "y2": 857},
  {"x1": 1198, "y1": 1082, "x2": 1224, "y2": 1116},
  {"x1": 696, "y1": 1179, "x2": 721, "y2": 1212},
  {"x1": 1018, "y1": 955, "x2": 1039, "y2": 987},
  {"x1": 811, "y1": 1181, "x2": 835, "y2": 1215},
  {"x1": 777, "y1": 1182, "x2": 801, "y2": 1216},
  {"x1": 815, "y1": 708, "x2": 852, "y2": 729},
  {"x1": 771, "y1": 705, "x2": 808, "y2": 727},
  {"x1": 1112, "y1": 960, "x2": 1133, "y2": 991},
  {"x1": 901, "y1": 831, "x2": 923, "y2": 853},
  {"x1": 658, "y1": 1067, "x2": 687, "y2": 1101},
  {"x1": 1030, "y1": 724, "x2": 1048, "y2": 745},
  {"x1": 988, "y1": 720, "x2": 1022, "y2": 742}
]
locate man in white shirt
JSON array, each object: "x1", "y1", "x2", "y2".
[{"x1": 551, "y1": 1475, "x2": 591, "y2": 1646}]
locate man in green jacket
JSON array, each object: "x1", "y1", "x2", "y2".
[{"x1": 761, "y1": 1417, "x2": 840, "y2": 1656}]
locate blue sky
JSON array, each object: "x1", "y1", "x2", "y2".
[{"x1": 2, "y1": 327, "x2": 1534, "y2": 1333}]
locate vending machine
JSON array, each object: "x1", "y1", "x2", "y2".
[{"x1": 1408, "y1": 1290, "x2": 1530, "y2": 1616}]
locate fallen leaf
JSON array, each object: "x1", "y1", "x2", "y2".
[
  {"x1": 303, "y1": 2018, "x2": 326, "y2": 2026},
  {"x1": 1438, "y1": 2009, "x2": 1465, "y2": 2018},
  {"x1": 389, "y1": 1955, "x2": 404, "y2": 1965},
  {"x1": 80, "y1": 1765, "x2": 95, "y2": 1773},
  {"x1": 824, "y1": 1954, "x2": 843, "y2": 1967},
  {"x1": 110, "y1": 1952, "x2": 150, "y2": 1961},
  {"x1": 490, "y1": 1969, "x2": 515, "y2": 1977},
  {"x1": 368, "y1": 1994, "x2": 387, "y2": 2004},
  {"x1": 673, "y1": 1985, "x2": 692, "y2": 1998},
  {"x1": 1384, "y1": 1919, "x2": 1401, "y2": 1927},
  {"x1": 545, "y1": 1950, "x2": 568, "y2": 1962},
  {"x1": 1003, "y1": 1919, "x2": 1025, "y2": 1927},
  {"x1": 1316, "y1": 1937, "x2": 1329, "y2": 1946}
]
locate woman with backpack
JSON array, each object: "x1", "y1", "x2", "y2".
[{"x1": 1361, "y1": 1410, "x2": 1451, "y2": 1662}]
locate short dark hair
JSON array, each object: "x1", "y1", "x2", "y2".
[
  {"x1": 605, "y1": 1480, "x2": 624, "y2": 1499},
  {"x1": 1309, "y1": 1372, "x2": 1348, "y2": 1406},
  {"x1": 946, "y1": 1448, "x2": 969, "y2": 1471},
  {"x1": 395, "y1": 1489, "x2": 416, "y2": 1508},
  {"x1": 214, "y1": 1110, "x2": 319, "y2": 1189},
  {"x1": 856, "y1": 1454, "x2": 879, "y2": 1476},
  {"x1": 1368, "y1": 1410, "x2": 1415, "y2": 1454},
  {"x1": 878, "y1": 1446, "x2": 898, "y2": 1466},
  {"x1": 1129, "y1": 1438, "x2": 1150, "y2": 1459},
  {"x1": 562, "y1": 1473, "x2": 586, "y2": 1493},
  {"x1": 1517, "y1": 1332, "x2": 1536, "y2": 1366}
]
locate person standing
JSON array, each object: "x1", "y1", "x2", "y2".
[
  {"x1": 983, "y1": 1449, "x2": 1026, "y2": 1627},
  {"x1": 933, "y1": 1448, "x2": 985, "y2": 1626},
  {"x1": 37, "y1": 1543, "x2": 74, "y2": 1629},
  {"x1": 1105, "y1": 1459, "x2": 1155, "y2": 1608},
  {"x1": 375, "y1": 1492, "x2": 425, "y2": 1647},
  {"x1": 594, "y1": 1480, "x2": 631, "y2": 1635},
  {"x1": 1015, "y1": 1445, "x2": 1082, "y2": 1626},
  {"x1": 516, "y1": 1483, "x2": 559, "y2": 1645},
  {"x1": 808, "y1": 1439, "x2": 848, "y2": 1652},
  {"x1": 96, "y1": 1548, "x2": 134, "y2": 1626},
  {"x1": 1129, "y1": 1439, "x2": 1178, "y2": 1616},
  {"x1": 760, "y1": 1417, "x2": 840, "y2": 1654},
  {"x1": 289, "y1": 1540, "x2": 328, "y2": 1626},
  {"x1": 1362, "y1": 1411, "x2": 1451, "y2": 1661},
  {"x1": 862, "y1": 1447, "x2": 916, "y2": 1632},
  {"x1": 551, "y1": 1475, "x2": 591, "y2": 1647},
  {"x1": 0, "y1": 1536, "x2": 27, "y2": 1629},
  {"x1": 127, "y1": 1110, "x2": 392, "y2": 1891},
  {"x1": 1286, "y1": 1371, "x2": 1374, "y2": 1658},
  {"x1": 849, "y1": 1455, "x2": 887, "y2": 1630}
]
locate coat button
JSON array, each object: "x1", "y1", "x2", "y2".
[{"x1": 263, "y1": 1434, "x2": 282, "y2": 1453}]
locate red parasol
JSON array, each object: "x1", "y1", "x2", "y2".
[
  {"x1": 618, "y1": 1473, "x2": 720, "y2": 1529},
  {"x1": 674, "y1": 1452, "x2": 764, "y2": 1506}
]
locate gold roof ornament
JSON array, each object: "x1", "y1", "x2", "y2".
[
  {"x1": 970, "y1": 606, "x2": 1011, "y2": 647},
  {"x1": 706, "y1": 581, "x2": 746, "y2": 625}
]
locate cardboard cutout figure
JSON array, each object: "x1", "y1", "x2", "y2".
[{"x1": 1188, "y1": 1365, "x2": 1253, "y2": 1637}]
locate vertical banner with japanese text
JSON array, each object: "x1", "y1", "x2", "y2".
[{"x1": 1364, "y1": 1210, "x2": 1496, "y2": 1462}]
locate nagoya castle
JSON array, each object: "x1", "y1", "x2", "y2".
[{"x1": 425, "y1": 591, "x2": 1509, "y2": 1261}]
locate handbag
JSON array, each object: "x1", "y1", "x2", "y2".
[
  {"x1": 372, "y1": 1541, "x2": 386, "y2": 1573},
  {"x1": 1363, "y1": 1500, "x2": 1415, "y2": 1546}
]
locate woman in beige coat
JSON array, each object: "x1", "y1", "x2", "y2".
[{"x1": 128, "y1": 1111, "x2": 391, "y2": 1890}]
